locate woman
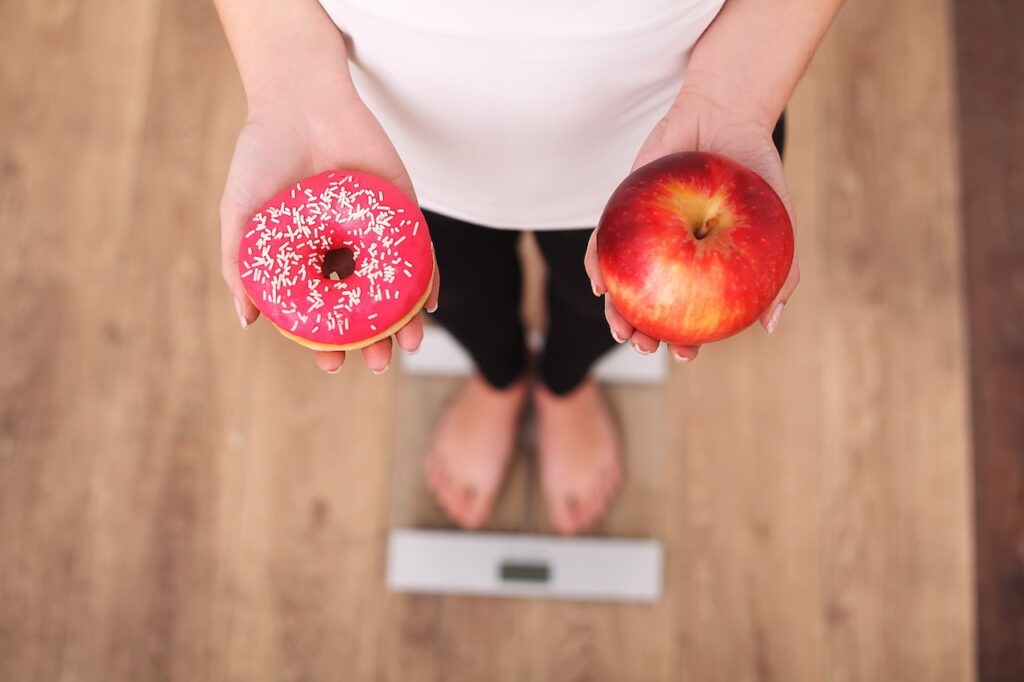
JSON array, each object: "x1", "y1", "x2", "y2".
[{"x1": 215, "y1": 0, "x2": 840, "y2": 534}]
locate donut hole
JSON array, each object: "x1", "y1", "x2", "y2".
[{"x1": 322, "y1": 247, "x2": 356, "y2": 281}]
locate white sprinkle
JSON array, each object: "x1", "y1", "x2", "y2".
[
  {"x1": 370, "y1": 324, "x2": 377, "y2": 332},
  {"x1": 403, "y1": 269, "x2": 412, "y2": 278},
  {"x1": 367, "y1": 313, "x2": 378, "y2": 320},
  {"x1": 394, "y1": 236, "x2": 406, "y2": 246},
  {"x1": 412, "y1": 222, "x2": 419, "y2": 236}
]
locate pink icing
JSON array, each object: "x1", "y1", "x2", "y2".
[{"x1": 238, "y1": 170, "x2": 433, "y2": 346}]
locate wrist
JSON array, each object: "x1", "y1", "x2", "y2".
[
  {"x1": 674, "y1": 71, "x2": 778, "y2": 134},
  {"x1": 243, "y1": 51, "x2": 358, "y2": 113},
  {"x1": 215, "y1": 0, "x2": 356, "y2": 112}
]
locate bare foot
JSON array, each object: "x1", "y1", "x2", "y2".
[
  {"x1": 426, "y1": 374, "x2": 527, "y2": 529},
  {"x1": 534, "y1": 379, "x2": 622, "y2": 535}
]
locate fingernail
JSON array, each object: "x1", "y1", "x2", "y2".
[
  {"x1": 407, "y1": 346, "x2": 420, "y2": 356},
  {"x1": 326, "y1": 364, "x2": 342, "y2": 375},
  {"x1": 426, "y1": 303, "x2": 438, "y2": 314},
  {"x1": 611, "y1": 329, "x2": 626, "y2": 344},
  {"x1": 766, "y1": 303, "x2": 785, "y2": 335},
  {"x1": 234, "y1": 298, "x2": 248, "y2": 329},
  {"x1": 672, "y1": 353, "x2": 691, "y2": 364},
  {"x1": 591, "y1": 280, "x2": 602, "y2": 297},
  {"x1": 631, "y1": 342, "x2": 653, "y2": 356},
  {"x1": 372, "y1": 364, "x2": 389, "y2": 375}
]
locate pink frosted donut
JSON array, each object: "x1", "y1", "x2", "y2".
[{"x1": 238, "y1": 170, "x2": 434, "y2": 351}]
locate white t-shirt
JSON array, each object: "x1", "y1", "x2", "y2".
[{"x1": 318, "y1": 1, "x2": 725, "y2": 230}]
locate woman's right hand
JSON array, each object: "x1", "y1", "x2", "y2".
[{"x1": 219, "y1": 76, "x2": 439, "y2": 374}]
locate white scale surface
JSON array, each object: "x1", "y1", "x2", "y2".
[
  {"x1": 394, "y1": 324, "x2": 666, "y2": 603},
  {"x1": 402, "y1": 325, "x2": 669, "y2": 384},
  {"x1": 388, "y1": 529, "x2": 663, "y2": 603}
]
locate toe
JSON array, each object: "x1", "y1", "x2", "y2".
[
  {"x1": 426, "y1": 455, "x2": 492, "y2": 530},
  {"x1": 460, "y1": 486, "x2": 492, "y2": 530},
  {"x1": 547, "y1": 493, "x2": 579, "y2": 535},
  {"x1": 426, "y1": 454, "x2": 456, "y2": 506},
  {"x1": 576, "y1": 489, "x2": 606, "y2": 534},
  {"x1": 573, "y1": 495, "x2": 604, "y2": 534},
  {"x1": 425, "y1": 448, "x2": 451, "y2": 485},
  {"x1": 445, "y1": 485, "x2": 483, "y2": 530},
  {"x1": 437, "y1": 482, "x2": 464, "y2": 525},
  {"x1": 424, "y1": 449, "x2": 439, "y2": 479},
  {"x1": 601, "y1": 463, "x2": 622, "y2": 501}
]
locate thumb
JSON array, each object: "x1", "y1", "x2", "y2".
[
  {"x1": 630, "y1": 111, "x2": 698, "y2": 172},
  {"x1": 395, "y1": 174, "x2": 418, "y2": 204},
  {"x1": 584, "y1": 228, "x2": 606, "y2": 296},
  {"x1": 220, "y1": 191, "x2": 261, "y2": 329},
  {"x1": 759, "y1": 257, "x2": 800, "y2": 334}
]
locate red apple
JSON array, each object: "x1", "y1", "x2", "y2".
[{"x1": 597, "y1": 151, "x2": 794, "y2": 346}]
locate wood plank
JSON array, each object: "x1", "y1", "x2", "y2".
[
  {"x1": 0, "y1": 1, "x2": 164, "y2": 680},
  {"x1": 812, "y1": 0, "x2": 974, "y2": 679},
  {"x1": 953, "y1": 0, "x2": 1024, "y2": 679}
]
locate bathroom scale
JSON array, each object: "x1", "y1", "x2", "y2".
[
  {"x1": 402, "y1": 325, "x2": 669, "y2": 384},
  {"x1": 393, "y1": 319, "x2": 666, "y2": 603},
  {"x1": 387, "y1": 529, "x2": 663, "y2": 603}
]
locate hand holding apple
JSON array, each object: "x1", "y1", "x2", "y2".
[
  {"x1": 585, "y1": 89, "x2": 800, "y2": 362},
  {"x1": 596, "y1": 150, "x2": 793, "y2": 349}
]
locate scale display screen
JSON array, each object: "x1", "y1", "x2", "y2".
[{"x1": 499, "y1": 561, "x2": 550, "y2": 583}]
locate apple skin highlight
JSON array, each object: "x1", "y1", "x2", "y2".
[{"x1": 597, "y1": 151, "x2": 794, "y2": 346}]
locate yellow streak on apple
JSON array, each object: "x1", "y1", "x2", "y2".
[{"x1": 628, "y1": 182, "x2": 749, "y2": 340}]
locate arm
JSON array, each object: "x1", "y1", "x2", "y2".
[
  {"x1": 213, "y1": 0, "x2": 437, "y2": 373},
  {"x1": 586, "y1": 0, "x2": 844, "y2": 362},
  {"x1": 681, "y1": 0, "x2": 844, "y2": 132},
  {"x1": 213, "y1": 0, "x2": 355, "y2": 108}
]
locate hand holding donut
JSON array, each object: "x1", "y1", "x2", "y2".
[{"x1": 220, "y1": 83, "x2": 439, "y2": 375}]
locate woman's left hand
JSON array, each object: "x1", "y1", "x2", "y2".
[{"x1": 584, "y1": 88, "x2": 800, "y2": 363}]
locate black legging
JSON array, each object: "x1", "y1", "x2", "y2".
[
  {"x1": 425, "y1": 115, "x2": 786, "y2": 396},
  {"x1": 425, "y1": 211, "x2": 613, "y2": 395}
]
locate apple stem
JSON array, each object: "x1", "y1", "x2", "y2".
[{"x1": 694, "y1": 216, "x2": 718, "y2": 240}]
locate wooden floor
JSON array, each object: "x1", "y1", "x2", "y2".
[
  {"x1": 955, "y1": 1, "x2": 1024, "y2": 679},
  {"x1": 0, "y1": 0, "x2": 976, "y2": 680}
]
